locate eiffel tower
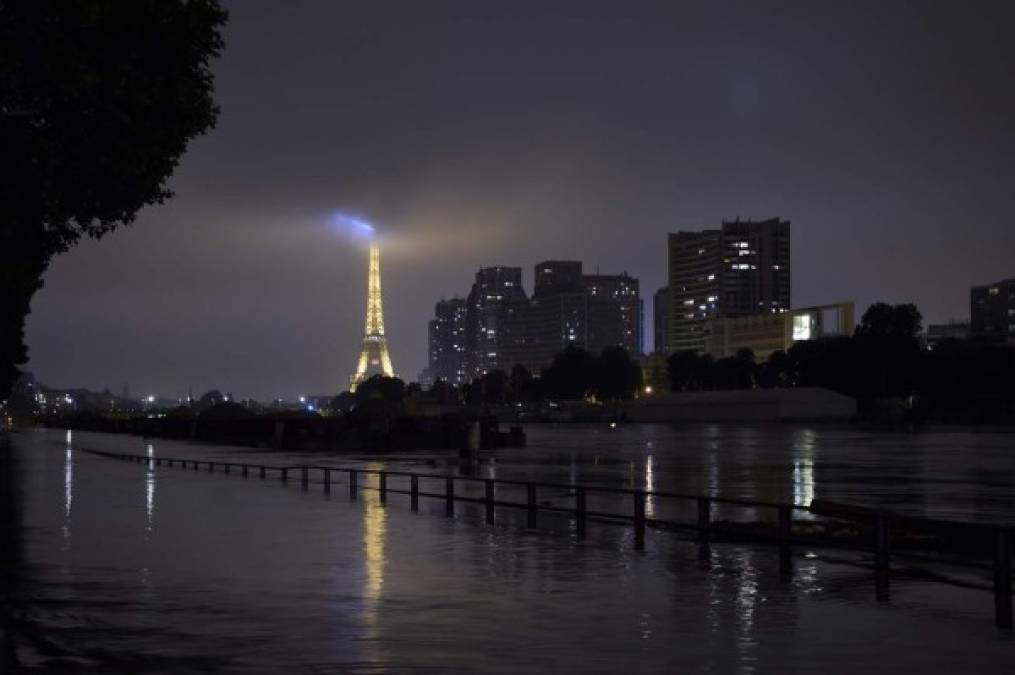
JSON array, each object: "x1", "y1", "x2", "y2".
[{"x1": 350, "y1": 242, "x2": 395, "y2": 391}]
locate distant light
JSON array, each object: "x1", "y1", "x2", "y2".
[
  {"x1": 644, "y1": 385, "x2": 653, "y2": 395},
  {"x1": 299, "y1": 396, "x2": 306, "y2": 403},
  {"x1": 147, "y1": 395, "x2": 155, "y2": 403},
  {"x1": 609, "y1": 422, "x2": 617, "y2": 428}
]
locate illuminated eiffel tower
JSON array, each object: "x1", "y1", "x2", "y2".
[{"x1": 350, "y1": 242, "x2": 395, "y2": 391}]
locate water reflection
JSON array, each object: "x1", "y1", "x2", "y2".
[
  {"x1": 733, "y1": 550, "x2": 758, "y2": 674},
  {"x1": 145, "y1": 443, "x2": 155, "y2": 538},
  {"x1": 62, "y1": 430, "x2": 73, "y2": 549},
  {"x1": 792, "y1": 429, "x2": 817, "y2": 511},
  {"x1": 645, "y1": 455, "x2": 656, "y2": 518},
  {"x1": 363, "y1": 463, "x2": 387, "y2": 603}
]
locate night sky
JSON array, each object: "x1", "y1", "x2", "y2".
[{"x1": 25, "y1": 1, "x2": 1015, "y2": 400}]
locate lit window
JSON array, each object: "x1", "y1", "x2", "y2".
[{"x1": 793, "y1": 315, "x2": 812, "y2": 341}]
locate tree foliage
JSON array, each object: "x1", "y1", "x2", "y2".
[
  {"x1": 0, "y1": 0, "x2": 228, "y2": 397},
  {"x1": 355, "y1": 376, "x2": 407, "y2": 406}
]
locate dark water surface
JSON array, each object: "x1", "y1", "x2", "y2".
[{"x1": 4, "y1": 426, "x2": 1014, "y2": 673}]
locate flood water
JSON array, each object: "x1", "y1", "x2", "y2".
[{"x1": 3, "y1": 425, "x2": 1014, "y2": 673}]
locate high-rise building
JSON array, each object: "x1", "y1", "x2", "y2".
[
  {"x1": 498, "y1": 261, "x2": 642, "y2": 373},
  {"x1": 534, "y1": 260, "x2": 584, "y2": 297},
  {"x1": 465, "y1": 266, "x2": 527, "y2": 376},
  {"x1": 971, "y1": 278, "x2": 1015, "y2": 342},
  {"x1": 447, "y1": 261, "x2": 643, "y2": 379},
  {"x1": 668, "y1": 218, "x2": 791, "y2": 353},
  {"x1": 653, "y1": 286, "x2": 670, "y2": 354},
  {"x1": 427, "y1": 298, "x2": 469, "y2": 385},
  {"x1": 583, "y1": 273, "x2": 642, "y2": 354},
  {"x1": 500, "y1": 288, "x2": 590, "y2": 373}
]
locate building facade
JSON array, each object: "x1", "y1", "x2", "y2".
[
  {"x1": 926, "y1": 321, "x2": 970, "y2": 349},
  {"x1": 653, "y1": 286, "x2": 670, "y2": 355},
  {"x1": 443, "y1": 261, "x2": 643, "y2": 379},
  {"x1": 427, "y1": 298, "x2": 469, "y2": 385},
  {"x1": 465, "y1": 267, "x2": 527, "y2": 377},
  {"x1": 584, "y1": 273, "x2": 643, "y2": 354},
  {"x1": 668, "y1": 218, "x2": 791, "y2": 353},
  {"x1": 704, "y1": 301, "x2": 854, "y2": 362},
  {"x1": 971, "y1": 279, "x2": 1015, "y2": 342}
]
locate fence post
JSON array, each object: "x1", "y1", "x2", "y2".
[
  {"x1": 156, "y1": 458, "x2": 161, "y2": 467},
  {"x1": 281, "y1": 467, "x2": 288, "y2": 482},
  {"x1": 697, "y1": 497, "x2": 711, "y2": 540},
  {"x1": 224, "y1": 463, "x2": 230, "y2": 474},
  {"x1": 875, "y1": 515, "x2": 890, "y2": 602},
  {"x1": 379, "y1": 472, "x2": 387, "y2": 505},
  {"x1": 778, "y1": 505, "x2": 793, "y2": 581},
  {"x1": 323, "y1": 468, "x2": 331, "y2": 492},
  {"x1": 301, "y1": 465, "x2": 309, "y2": 490},
  {"x1": 259, "y1": 465, "x2": 266, "y2": 480},
  {"x1": 485, "y1": 480, "x2": 495, "y2": 524},
  {"x1": 410, "y1": 475, "x2": 419, "y2": 511},
  {"x1": 575, "y1": 487, "x2": 587, "y2": 540},
  {"x1": 349, "y1": 470, "x2": 358, "y2": 500},
  {"x1": 995, "y1": 528, "x2": 1012, "y2": 630},
  {"x1": 242, "y1": 464, "x2": 248, "y2": 478},
  {"x1": 445, "y1": 477, "x2": 454, "y2": 517},
  {"x1": 193, "y1": 460, "x2": 199, "y2": 471},
  {"x1": 527, "y1": 484, "x2": 538, "y2": 528},
  {"x1": 633, "y1": 491, "x2": 646, "y2": 551}
]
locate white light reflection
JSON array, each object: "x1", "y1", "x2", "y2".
[
  {"x1": 734, "y1": 550, "x2": 759, "y2": 674},
  {"x1": 144, "y1": 443, "x2": 155, "y2": 538},
  {"x1": 792, "y1": 429, "x2": 816, "y2": 515},
  {"x1": 705, "y1": 424, "x2": 720, "y2": 499},
  {"x1": 62, "y1": 431, "x2": 73, "y2": 548},
  {"x1": 645, "y1": 455, "x2": 656, "y2": 518}
]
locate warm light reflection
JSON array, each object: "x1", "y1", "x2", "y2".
[{"x1": 363, "y1": 463, "x2": 387, "y2": 602}]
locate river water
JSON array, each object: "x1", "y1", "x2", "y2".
[{"x1": 3, "y1": 425, "x2": 1014, "y2": 673}]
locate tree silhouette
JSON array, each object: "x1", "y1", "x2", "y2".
[
  {"x1": 541, "y1": 346, "x2": 596, "y2": 400},
  {"x1": 0, "y1": 1, "x2": 228, "y2": 397},
  {"x1": 855, "y1": 302, "x2": 922, "y2": 339},
  {"x1": 594, "y1": 345, "x2": 643, "y2": 400},
  {"x1": 355, "y1": 376, "x2": 407, "y2": 406}
]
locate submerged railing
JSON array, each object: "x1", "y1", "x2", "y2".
[{"x1": 84, "y1": 448, "x2": 1013, "y2": 630}]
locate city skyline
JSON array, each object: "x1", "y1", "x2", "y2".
[{"x1": 21, "y1": 1, "x2": 1015, "y2": 399}]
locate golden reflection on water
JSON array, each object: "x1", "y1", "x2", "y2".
[{"x1": 363, "y1": 463, "x2": 387, "y2": 603}]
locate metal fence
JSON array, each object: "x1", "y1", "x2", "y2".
[{"x1": 84, "y1": 448, "x2": 1012, "y2": 630}]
